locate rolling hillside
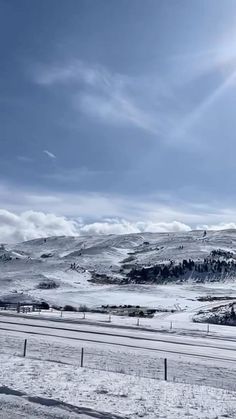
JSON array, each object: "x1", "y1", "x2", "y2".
[{"x1": 0, "y1": 229, "x2": 236, "y2": 308}]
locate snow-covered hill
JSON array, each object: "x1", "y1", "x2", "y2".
[{"x1": 1, "y1": 229, "x2": 236, "y2": 308}]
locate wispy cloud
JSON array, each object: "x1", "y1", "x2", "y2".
[
  {"x1": 1, "y1": 179, "x2": 236, "y2": 228},
  {"x1": 170, "y1": 26, "x2": 236, "y2": 86},
  {"x1": 33, "y1": 60, "x2": 169, "y2": 136},
  {"x1": 167, "y1": 34, "x2": 236, "y2": 143},
  {"x1": 32, "y1": 42, "x2": 236, "y2": 147},
  {"x1": 43, "y1": 150, "x2": 56, "y2": 159},
  {"x1": 44, "y1": 166, "x2": 114, "y2": 183},
  {"x1": 172, "y1": 68, "x2": 236, "y2": 144},
  {"x1": 77, "y1": 92, "x2": 158, "y2": 133},
  {"x1": 17, "y1": 155, "x2": 33, "y2": 163},
  {"x1": 33, "y1": 60, "x2": 129, "y2": 88}
]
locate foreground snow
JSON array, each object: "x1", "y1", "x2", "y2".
[
  {"x1": 0, "y1": 390, "x2": 123, "y2": 419},
  {"x1": 0, "y1": 354, "x2": 236, "y2": 418}
]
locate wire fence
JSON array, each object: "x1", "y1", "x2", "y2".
[
  {"x1": 0, "y1": 333, "x2": 235, "y2": 392},
  {"x1": 1, "y1": 310, "x2": 235, "y2": 339}
]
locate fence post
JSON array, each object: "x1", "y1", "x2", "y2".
[
  {"x1": 108, "y1": 313, "x2": 111, "y2": 322},
  {"x1": 137, "y1": 317, "x2": 140, "y2": 326},
  {"x1": 80, "y1": 347, "x2": 84, "y2": 367},
  {"x1": 207, "y1": 324, "x2": 210, "y2": 334},
  {"x1": 170, "y1": 321, "x2": 173, "y2": 330},
  {"x1": 60, "y1": 310, "x2": 63, "y2": 318},
  {"x1": 23, "y1": 339, "x2": 27, "y2": 357},
  {"x1": 83, "y1": 312, "x2": 86, "y2": 319},
  {"x1": 164, "y1": 358, "x2": 167, "y2": 381}
]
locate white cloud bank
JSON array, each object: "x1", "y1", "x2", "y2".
[
  {"x1": 197, "y1": 222, "x2": 236, "y2": 231},
  {"x1": 1, "y1": 208, "x2": 236, "y2": 244},
  {"x1": 0, "y1": 210, "x2": 78, "y2": 243},
  {"x1": 0, "y1": 209, "x2": 191, "y2": 243}
]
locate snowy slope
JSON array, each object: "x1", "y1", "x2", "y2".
[{"x1": 0, "y1": 229, "x2": 236, "y2": 308}]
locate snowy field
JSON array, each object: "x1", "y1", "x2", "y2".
[
  {"x1": 0, "y1": 308, "x2": 236, "y2": 418},
  {"x1": 0, "y1": 313, "x2": 236, "y2": 390},
  {"x1": 0, "y1": 354, "x2": 236, "y2": 418},
  {"x1": 1, "y1": 230, "x2": 236, "y2": 320}
]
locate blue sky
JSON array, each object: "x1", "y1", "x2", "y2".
[{"x1": 1, "y1": 0, "x2": 236, "y2": 240}]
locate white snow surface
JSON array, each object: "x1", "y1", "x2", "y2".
[
  {"x1": 0, "y1": 306, "x2": 236, "y2": 418},
  {"x1": 0, "y1": 354, "x2": 236, "y2": 418},
  {"x1": 1, "y1": 229, "x2": 236, "y2": 312}
]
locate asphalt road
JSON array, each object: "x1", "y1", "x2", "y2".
[{"x1": 0, "y1": 314, "x2": 235, "y2": 363}]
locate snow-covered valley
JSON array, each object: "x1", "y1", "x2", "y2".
[
  {"x1": 1, "y1": 230, "x2": 236, "y2": 321},
  {"x1": 1, "y1": 229, "x2": 236, "y2": 417}
]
